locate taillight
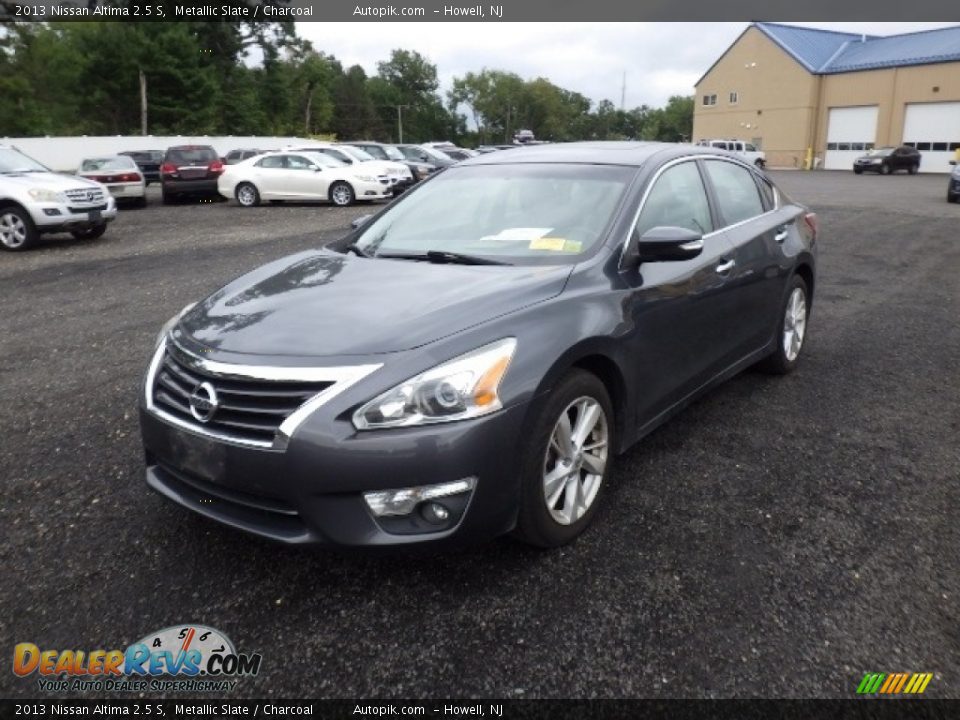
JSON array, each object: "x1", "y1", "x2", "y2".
[
  {"x1": 120, "y1": 172, "x2": 141, "y2": 183},
  {"x1": 160, "y1": 163, "x2": 177, "y2": 175},
  {"x1": 803, "y1": 212, "x2": 818, "y2": 239},
  {"x1": 209, "y1": 160, "x2": 224, "y2": 175}
]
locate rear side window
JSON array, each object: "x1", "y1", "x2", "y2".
[
  {"x1": 166, "y1": 146, "x2": 218, "y2": 164},
  {"x1": 704, "y1": 160, "x2": 765, "y2": 226},
  {"x1": 635, "y1": 161, "x2": 713, "y2": 238}
]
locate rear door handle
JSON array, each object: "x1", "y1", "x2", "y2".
[
  {"x1": 774, "y1": 226, "x2": 789, "y2": 243},
  {"x1": 716, "y1": 258, "x2": 736, "y2": 275}
]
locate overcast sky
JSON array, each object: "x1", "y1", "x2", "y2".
[{"x1": 297, "y1": 22, "x2": 957, "y2": 110}]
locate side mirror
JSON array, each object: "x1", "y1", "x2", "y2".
[
  {"x1": 310, "y1": 166, "x2": 321, "y2": 172},
  {"x1": 950, "y1": 161, "x2": 957, "y2": 166},
  {"x1": 633, "y1": 226, "x2": 703, "y2": 263},
  {"x1": 350, "y1": 215, "x2": 373, "y2": 230}
]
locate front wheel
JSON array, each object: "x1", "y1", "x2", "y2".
[
  {"x1": 880, "y1": 164, "x2": 891, "y2": 175},
  {"x1": 853, "y1": 167, "x2": 863, "y2": 175},
  {"x1": 235, "y1": 182, "x2": 260, "y2": 207},
  {"x1": 755, "y1": 159, "x2": 766, "y2": 169},
  {"x1": 515, "y1": 370, "x2": 615, "y2": 548},
  {"x1": 758, "y1": 275, "x2": 809, "y2": 375},
  {"x1": 948, "y1": 192, "x2": 959, "y2": 204},
  {"x1": 0, "y1": 206, "x2": 38, "y2": 251},
  {"x1": 908, "y1": 164, "x2": 919, "y2": 175},
  {"x1": 71, "y1": 223, "x2": 107, "y2": 241},
  {"x1": 329, "y1": 181, "x2": 355, "y2": 207}
]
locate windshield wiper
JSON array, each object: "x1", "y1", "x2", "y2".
[
  {"x1": 376, "y1": 250, "x2": 509, "y2": 266},
  {"x1": 345, "y1": 243, "x2": 370, "y2": 257}
]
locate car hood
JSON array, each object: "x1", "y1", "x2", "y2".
[
  {"x1": 856, "y1": 155, "x2": 884, "y2": 161},
  {"x1": 0, "y1": 171, "x2": 101, "y2": 191},
  {"x1": 177, "y1": 250, "x2": 573, "y2": 357},
  {"x1": 357, "y1": 160, "x2": 410, "y2": 175}
]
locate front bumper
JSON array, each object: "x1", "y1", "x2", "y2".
[
  {"x1": 949, "y1": 177, "x2": 960, "y2": 196},
  {"x1": 389, "y1": 177, "x2": 416, "y2": 194},
  {"x1": 28, "y1": 199, "x2": 117, "y2": 232},
  {"x1": 139, "y1": 398, "x2": 528, "y2": 547},
  {"x1": 354, "y1": 179, "x2": 394, "y2": 201}
]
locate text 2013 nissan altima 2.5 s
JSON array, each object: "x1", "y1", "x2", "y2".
[{"x1": 139, "y1": 142, "x2": 817, "y2": 549}]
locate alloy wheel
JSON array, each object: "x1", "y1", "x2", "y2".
[
  {"x1": 331, "y1": 183, "x2": 353, "y2": 206},
  {"x1": 542, "y1": 396, "x2": 609, "y2": 525},
  {"x1": 0, "y1": 212, "x2": 28, "y2": 249},
  {"x1": 237, "y1": 184, "x2": 257, "y2": 206},
  {"x1": 783, "y1": 287, "x2": 807, "y2": 362}
]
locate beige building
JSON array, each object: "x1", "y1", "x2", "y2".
[{"x1": 693, "y1": 23, "x2": 960, "y2": 172}]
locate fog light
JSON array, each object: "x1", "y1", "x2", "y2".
[
  {"x1": 43, "y1": 208, "x2": 62, "y2": 216},
  {"x1": 422, "y1": 502, "x2": 450, "y2": 524},
  {"x1": 363, "y1": 478, "x2": 476, "y2": 517}
]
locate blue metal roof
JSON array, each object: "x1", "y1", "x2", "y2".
[
  {"x1": 755, "y1": 22, "x2": 960, "y2": 74},
  {"x1": 754, "y1": 23, "x2": 866, "y2": 73}
]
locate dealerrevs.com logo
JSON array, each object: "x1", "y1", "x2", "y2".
[{"x1": 13, "y1": 625, "x2": 262, "y2": 693}]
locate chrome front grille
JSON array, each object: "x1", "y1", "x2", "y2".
[
  {"x1": 64, "y1": 187, "x2": 106, "y2": 205},
  {"x1": 152, "y1": 345, "x2": 333, "y2": 446}
]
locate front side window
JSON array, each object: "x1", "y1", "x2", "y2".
[
  {"x1": 704, "y1": 160, "x2": 765, "y2": 226},
  {"x1": 287, "y1": 155, "x2": 315, "y2": 170},
  {"x1": 634, "y1": 161, "x2": 712, "y2": 238},
  {"x1": 352, "y1": 163, "x2": 634, "y2": 264}
]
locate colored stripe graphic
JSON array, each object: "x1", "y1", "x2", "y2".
[{"x1": 857, "y1": 672, "x2": 932, "y2": 694}]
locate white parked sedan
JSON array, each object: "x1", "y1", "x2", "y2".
[
  {"x1": 77, "y1": 156, "x2": 147, "y2": 206},
  {"x1": 218, "y1": 151, "x2": 393, "y2": 207}
]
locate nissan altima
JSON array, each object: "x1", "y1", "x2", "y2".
[{"x1": 140, "y1": 142, "x2": 817, "y2": 549}]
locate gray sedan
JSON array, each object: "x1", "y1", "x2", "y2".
[{"x1": 139, "y1": 142, "x2": 817, "y2": 549}]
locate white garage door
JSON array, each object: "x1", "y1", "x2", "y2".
[
  {"x1": 824, "y1": 106, "x2": 879, "y2": 170},
  {"x1": 903, "y1": 102, "x2": 960, "y2": 173}
]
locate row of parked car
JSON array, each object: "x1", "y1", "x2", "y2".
[{"x1": 0, "y1": 140, "x2": 509, "y2": 250}]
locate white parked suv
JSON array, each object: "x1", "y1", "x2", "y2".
[
  {"x1": 0, "y1": 145, "x2": 117, "y2": 251},
  {"x1": 696, "y1": 139, "x2": 767, "y2": 168}
]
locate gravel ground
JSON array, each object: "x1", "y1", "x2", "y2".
[{"x1": 1, "y1": 173, "x2": 958, "y2": 699}]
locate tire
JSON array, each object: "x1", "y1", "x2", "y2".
[
  {"x1": 0, "y1": 206, "x2": 38, "y2": 251},
  {"x1": 908, "y1": 164, "x2": 919, "y2": 175},
  {"x1": 514, "y1": 369, "x2": 616, "y2": 548},
  {"x1": 161, "y1": 189, "x2": 176, "y2": 205},
  {"x1": 755, "y1": 159, "x2": 765, "y2": 169},
  {"x1": 880, "y1": 164, "x2": 891, "y2": 175},
  {"x1": 853, "y1": 168, "x2": 863, "y2": 175},
  {"x1": 135, "y1": 196, "x2": 148, "y2": 208},
  {"x1": 70, "y1": 223, "x2": 107, "y2": 241},
  {"x1": 329, "y1": 181, "x2": 355, "y2": 207},
  {"x1": 948, "y1": 192, "x2": 959, "y2": 204},
  {"x1": 235, "y1": 182, "x2": 260, "y2": 207},
  {"x1": 758, "y1": 274, "x2": 810, "y2": 375}
]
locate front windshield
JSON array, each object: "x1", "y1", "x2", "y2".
[
  {"x1": 385, "y1": 146, "x2": 405, "y2": 161},
  {"x1": 340, "y1": 146, "x2": 375, "y2": 162},
  {"x1": 352, "y1": 164, "x2": 634, "y2": 264},
  {"x1": 0, "y1": 147, "x2": 49, "y2": 173},
  {"x1": 869, "y1": 147, "x2": 894, "y2": 156},
  {"x1": 81, "y1": 157, "x2": 136, "y2": 172}
]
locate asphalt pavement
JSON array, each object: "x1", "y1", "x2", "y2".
[{"x1": 1, "y1": 172, "x2": 958, "y2": 699}]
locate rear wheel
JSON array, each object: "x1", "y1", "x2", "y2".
[
  {"x1": 880, "y1": 164, "x2": 891, "y2": 175},
  {"x1": 329, "y1": 181, "x2": 355, "y2": 207},
  {"x1": 235, "y1": 182, "x2": 260, "y2": 207},
  {"x1": 515, "y1": 370, "x2": 615, "y2": 548},
  {"x1": 758, "y1": 274, "x2": 809, "y2": 375},
  {"x1": 948, "y1": 191, "x2": 959, "y2": 204},
  {"x1": 0, "y1": 206, "x2": 37, "y2": 251},
  {"x1": 70, "y1": 223, "x2": 107, "y2": 241},
  {"x1": 161, "y1": 189, "x2": 176, "y2": 205}
]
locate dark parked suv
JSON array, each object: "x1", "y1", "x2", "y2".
[
  {"x1": 140, "y1": 142, "x2": 817, "y2": 550},
  {"x1": 853, "y1": 146, "x2": 922, "y2": 175},
  {"x1": 119, "y1": 150, "x2": 164, "y2": 185},
  {"x1": 160, "y1": 145, "x2": 224, "y2": 204}
]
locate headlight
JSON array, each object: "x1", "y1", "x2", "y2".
[
  {"x1": 28, "y1": 188, "x2": 62, "y2": 202},
  {"x1": 353, "y1": 338, "x2": 517, "y2": 430},
  {"x1": 871, "y1": 159, "x2": 882, "y2": 164},
  {"x1": 155, "y1": 302, "x2": 197, "y2": 347}
]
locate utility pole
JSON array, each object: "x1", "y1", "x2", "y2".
[
  {"x1": 139, "y1": 69, "x2": 148, "y2": 136},
  {"x1": 396, "y1": 105, "x2": 403, "y2": 143},
  {"x1": 620, "y1": 71, "x2": 626, "y2": 112}
]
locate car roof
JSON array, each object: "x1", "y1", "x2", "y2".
[{"x1": 455, "y1": 141, "x2": 733, "y2": 168}]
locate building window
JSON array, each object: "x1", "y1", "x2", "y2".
[
  {"x1": 729, "y1": 91, "x2": 739, "y2": 104},
  {"x1": 702, "y1": 94, "x2": 717, "y2": 107}
]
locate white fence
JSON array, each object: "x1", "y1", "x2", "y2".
[{"x1": 2, "y1": 135, "x2": 316, "y2": 172}]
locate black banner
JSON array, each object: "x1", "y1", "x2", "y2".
[
  {"x1": 1, "y1": 0, "x2": 959, "y2": 22},
  {"x1": 1, "y1": 700, "x2": 960, "y2": 720}
]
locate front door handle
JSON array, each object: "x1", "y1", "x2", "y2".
[
  {"x1": 716, "y1": 258, "x2": 736, "y2": 275},
  {"x1": 774, "y1": 226, "x2": 789, "y2": 243}
]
